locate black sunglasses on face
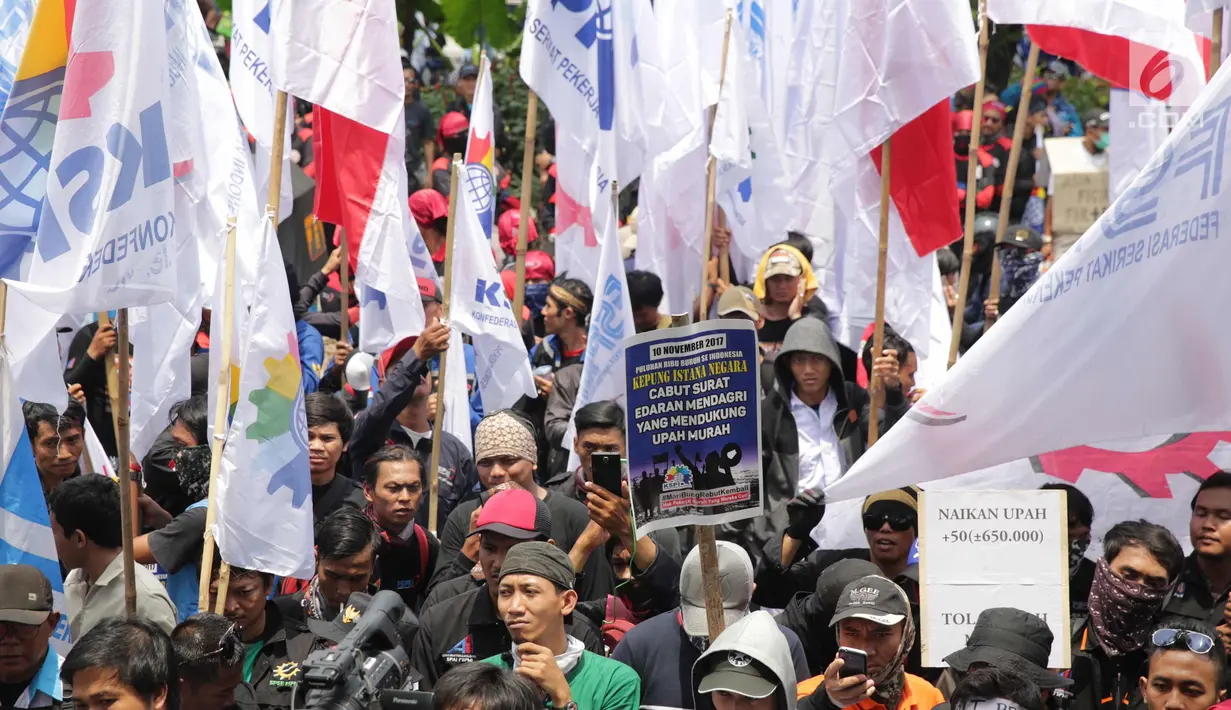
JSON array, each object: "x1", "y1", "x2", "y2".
[{"x1": 863, "y1": 513, "x2": 914, "y2": 532}]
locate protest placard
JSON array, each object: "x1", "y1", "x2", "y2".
[
  {"x1": 919, "y1": 489, "x2": 1070, "y2": 668},
  {"x1": 1045, "y1": 136, "x2": 1109, "y2": 235},
  {"x1": 624, "y1": 320, "x2": 761, "y2": 536}
]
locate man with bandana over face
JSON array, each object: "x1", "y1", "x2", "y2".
[
  {"x1": 1068, "y1": 521, "x2": 1185, "y2": 710},
  {"x1": 797, "y1": 575, "x2": 942, "y2": 710},
  {"x1": 953, "y1": 110, "x2": 998, "y2": 222}
]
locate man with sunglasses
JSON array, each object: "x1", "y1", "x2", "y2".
[
  {"x1": 0, "y1": 565, "x2": 63, "y2": 709},
  {"x1": 1141, "y1": 620, "x2": 1226, "y2": 710},
  {"x1": 172, "y1": 613, "x2": 253, "y2": 710},
  {"x1": 1069, "y1": 520, "x2": 1185, "y2": 710},
  {"x1": 982, "y1": 99, "x2": 1035, "y2": 223}
]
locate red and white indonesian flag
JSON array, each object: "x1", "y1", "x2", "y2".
[
  {"x1": 989, "y1": 0, "x2": 1207, "y2": 105},
  {"x1": 270, "y1": 0, "x2": 403, "y2": 135},
  {"x1": 804, "y1": 0, "x2": 977, "y2": 354},
  {"x1": 825, "y1": 64, "x2": 1231, "y2": 503}
]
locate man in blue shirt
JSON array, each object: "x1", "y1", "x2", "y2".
[{"x1": 0, "y1": 565, "x2": 64, "y2": 709}]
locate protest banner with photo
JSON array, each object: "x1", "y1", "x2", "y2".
[
  {"x1": 919, "y1": 489, "x2": 1070, "y2": 668},
  {"x1": 1044, "y1": 136, "x2": 1109, "y2": 235},
  {"x1": 625, "y1": 320, "x2": 761, "y2": 535}
]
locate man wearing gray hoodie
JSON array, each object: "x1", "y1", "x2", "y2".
[
  {"x1": 692, "y1": 610, "x2": 799, "y2": 710},
  {"x1": 724, "y1": 319, "x2": 910, "y2": 563}
]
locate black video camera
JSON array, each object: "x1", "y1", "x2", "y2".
[{"x1": 298, "y1": 590, "x2": 432, "y2": 710}]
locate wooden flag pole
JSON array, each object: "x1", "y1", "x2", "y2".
[
  {"x1": 668, "y1": 312, "x2": 728, "y2": 640},
  {"x1": 698, "y1": 10, "x2": 734, "y2": 320},
  {"x1": 717, "y1": 209, "x2": 731, "y2": 284},
  {"x1": 984, "y1": 43, "x2": 1041, "y2": 333},
  {"x1": 95, "y1": 310, "x2": 137, "y2": 534},
  {"x1": 947, "y1": 1, "x2": 990, "y2": 369},
  {"x1": 867, "y1": 142, "x2": 892, "y2": 448},
  {"x1": 115, "y1": 308, "x2": 137, "y2": 616},
  {"x1": 512, "y1": 91, "x2": 540, "y2": 326},
  {"x1": 0, "y1": 282, "x2": 7, "y2": 334},
  {"x1": 339, "y1": 228, "x2": 350, "y2": 345},
  {"x1": 203, "y1": 90, "x2": 289, "y2": 612},
  {"x1": 199, "y1": 222, "x2": 238, "y2": 612},
  {"x1": 1214, "y1": 10, "x2": 1224, "y2": 78},
  {"x1": 427, "y1": 155, "x2": 462, "y2": 535}
]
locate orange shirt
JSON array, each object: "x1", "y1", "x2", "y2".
[{"x1": 797, "y1": 672, "x2": 946, "y2": 710}]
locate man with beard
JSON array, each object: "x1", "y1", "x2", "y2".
[
  {"x1": 1070, "y1": 520, "x2": 1184, "y2": 710},
  {"x1": 1163, "y1": 473, "x2": 1231, "y2": 647},
  {"x1": 797, "y1": 575, "x2": 943, "y2": 710}
]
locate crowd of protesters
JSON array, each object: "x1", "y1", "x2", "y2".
[{"x1": 8, "y1": 12, "x2": 1215, "y2": 710}]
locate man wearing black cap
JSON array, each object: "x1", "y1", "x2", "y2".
[
  {"x1": 0, "y1": 565, "x2": 64, "y2": 709},
  {"x1": 938, "y1": 608, "x2": 1072, "y2": 698},
  {"x1": 447, "y1": 64, "x2": 506, "y2": 158},
  {"x1": 483, "y1": 542, "x2": 640, "y2": 710},
  {"x1": 692, "y1": 611, "x2": 799, "y2": 710},
  {"x1": 776, "y1": 558, "x2": 881, "y2": 676},
  {"x1": 411, "y1": 489, "x2": 605, "y2": 689},
  {"x1": 798, "y1": 575, "x2": 943, "y2": 710}
]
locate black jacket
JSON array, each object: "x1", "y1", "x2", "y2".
[
  {"x1": 1067, "y1": 616, "x2": 1148, "y2": 710},
  {"x1": 409, "y1": 585, "x2": 606, "y2": 690},
  {"x1": 143, "y1": 428, "x2": 190, "y2": 518},
  {"x1": 64, "y1": 322, "x2": 117, "y2": 458},
  {"x1": 1161, "y1": 553, "x2": 1228, "y2": 630},
  {"x1": 248, "y1": 601, "x2": 318, "y2": 710},
  {"x1": 725, "y1": 319, "x2": 908, "y2": 563},
  {"x1": 348, "y1": 347, "x2": 479, "y2": 528}
]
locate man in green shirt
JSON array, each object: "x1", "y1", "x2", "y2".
[{"x1": 482, "y1": 542, "x2": 639, "y2": 710}]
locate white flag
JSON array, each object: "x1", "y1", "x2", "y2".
[
  {"x1": 562, "y1": 184, "x2": 633, "y2": 469},
  {"x1": 462, "y1": 55, "x2": 497, "y2": 240},
  {"x1": 7, "y1": 0, "x2": 178, "y2": 314},
  {"x1": 449, "y1": 164, "x2": 536, "y2": 413},
  {"x1": 270, "y1": 0, "x2": 404, "y2": 134},
  {"x1": 231, "y1": 0, "x2": 293, "y2": 222},
  {"x1": 635, "y1": 132, "x2": 708, "y2": 315},
  {"x1": 825, "y1": 66, "x2": 1231, "y2": 503},
  {"x1": 213, "y1": 218, "x2": 314, "y2": 578},
  {"x1": 442, "y1": 327, "x2": 472, "y2": 455}
]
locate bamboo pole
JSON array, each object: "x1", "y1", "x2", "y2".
[
  {"x1": 198, "y1": 222, "x2": 238, "y2": 612},
  {"x1": 867, "y1": 142, "x2": 892, "y2": 448},
  {"x1": 427, "y1": 155, "x2": 462, "y2": 535},
  {"x1": 95, "y1": 311, "x2": 137, "y2": 534},
  {"x1": 1213, "y1": 9, "x2": 1224, "y2": 78},
  {"x1": 512, "y1": 92, "x2": 540, "y2": 326},
  {"x1": 947, "y1": 2, "x2": 990, "y2": 369},
  {"x1": 115, "y1": 309, "x2": 136, "y2": 616},
  {"x1": 699, "y1": 10, "x2": 734, "y2": 321},
  {"x1": 202, "y1": 90, "x2": 289, "y2": 611},
  {"x1": 985, "y1": 43, "x2": 1041, "y2": 332},
  {"x1": 667, "y1": 312, "x2": 727, "y2": 640},
  {"x1": 0, "y1": 282, "x2": 7, "y2": 334}
]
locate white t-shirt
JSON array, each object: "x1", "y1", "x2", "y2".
[{"x1": 791, "y1": 389, "x2": 847, "y2": 492}]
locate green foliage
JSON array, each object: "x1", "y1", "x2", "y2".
[
  {"x1": 1061, "y1": 76, "x2": 1112, "y2": 117},
  {"x1": 438, "y1": 0, "x2": 519, "y2": 49}
]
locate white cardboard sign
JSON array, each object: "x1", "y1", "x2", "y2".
[{"x1": 919, "y1": 489, "x2": 1071, "y2": 668}]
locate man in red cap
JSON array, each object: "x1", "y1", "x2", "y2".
[
  {"x1": 431, "y1": 112, "x2": 470, "y2": 196},
  {"x1": 496, "y1": 210, "x2": 539, "y2": 270},
  {"x1": 409, "y1": 189, "x2": 450, "y2": 277}
]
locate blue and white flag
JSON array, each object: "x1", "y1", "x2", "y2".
[
  {"x1": 449, "y1": 160, "x2": 536, "y2": 413},
  {"x1": 825, "y1": 63, "x2": 1231, "y2": 503},
  {"x1": 7, "y1": 0, "x2": 179, "y2": 314},
  {"x1": 0, "y1": 347, "x2": 73, "y2": 654},
  {"x1": 356, "y1": 110, "x2": 426, "y2": 354},
  {"x1": 230, "y1": 0, "x2": 292, "y2": 222},
  {"x1": 462, "y1": 54, "x2": 497, "y2": 239},
  {"x1": 0, "y1": 1, "x2": 34, "y2": 115},
  {"x1": 212, "y1": 218, "x2": 314, "y2": 578},
  {"x1": 442, "y1": 327, "x2": 472, "y2": 455}
]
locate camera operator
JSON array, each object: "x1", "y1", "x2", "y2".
[{"x1": 172, "y1": 613, "x2": 254, "y2": 710}]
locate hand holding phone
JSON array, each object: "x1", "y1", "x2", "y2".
[
  {"x1": 837, "y1": 647, "x2": 868, "y2": 679},
  {"x1": 590, "y1": 453, "x2": 624, "y2": 496}
]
